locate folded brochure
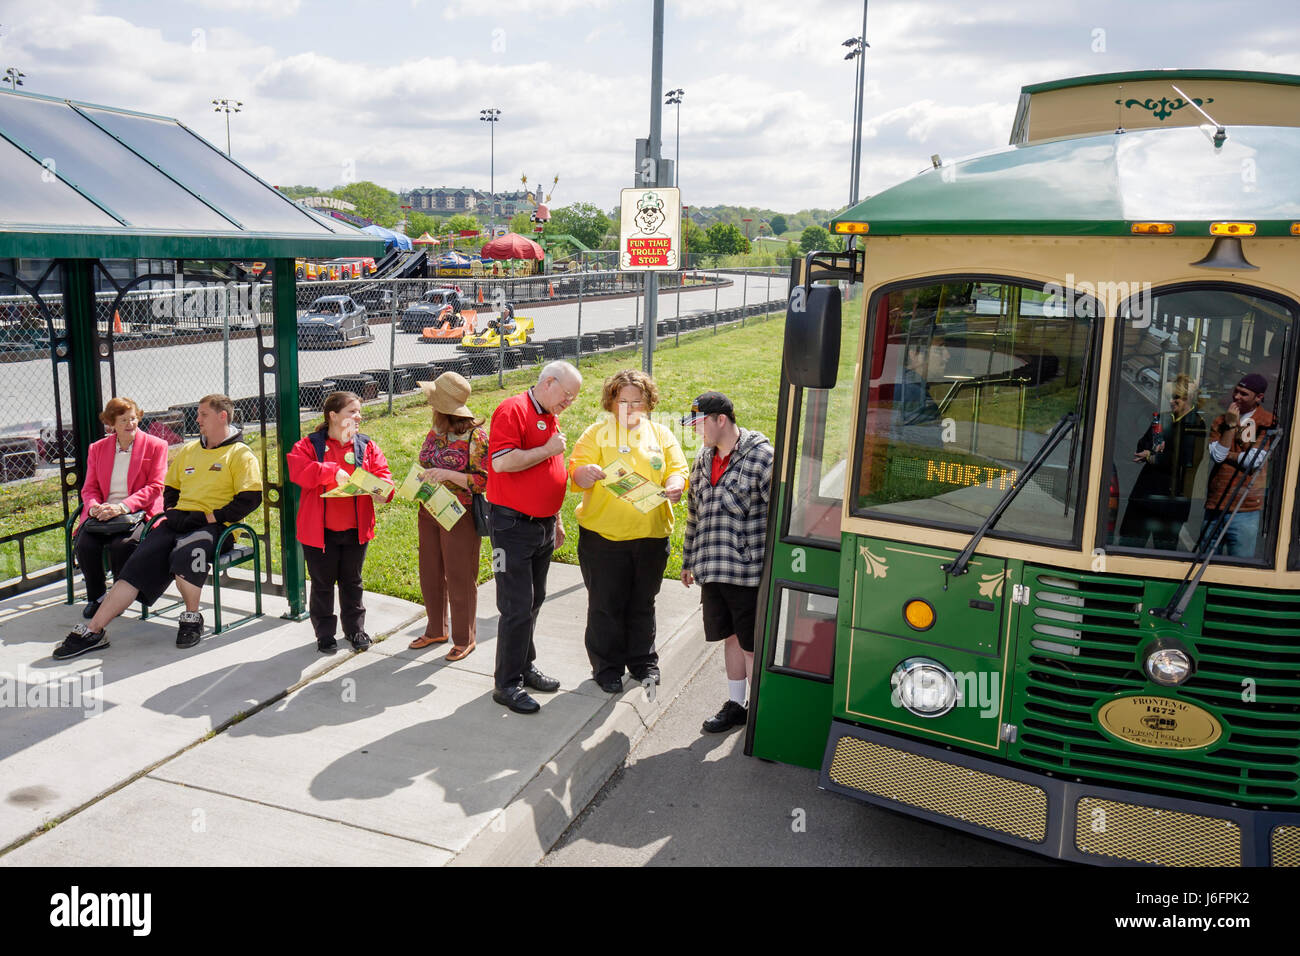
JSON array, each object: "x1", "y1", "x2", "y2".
[
  {"x1": 322, "y1": 466, "x2": 395, "y2": 499},
  {"x1": 599, "y1": 458, "x2": 668, "y2": 513},
  {"x1": 396, "y1": 464, "x2": 466, "y2": 531}
]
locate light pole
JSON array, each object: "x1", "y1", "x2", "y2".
[
  {"x1": 211, "y1": 98, "x2": 243, "y2": 157},
  {"x1": 480, "y1": 108, "x2": 500, "y2": 235},
  {"x1": 4, "y1": 67, "x2": 25, "y2": 90},
  {"x1": 842, "y1": 1, "x2": 870, "y2": 205},
  {"x1": 664, "y1": 88, "x2": 684, "y2": 188}
]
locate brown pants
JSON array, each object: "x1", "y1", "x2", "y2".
[{"x1": 417, "y1": 507, "x2": 481, "y2": 648}]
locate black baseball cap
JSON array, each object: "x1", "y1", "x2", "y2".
[{"x1": 682, "y1": 391, "x2": 735, "y2": 425}]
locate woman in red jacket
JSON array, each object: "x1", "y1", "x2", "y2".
[
  {"x1": 75, "y1": 396, "x2": 169, "y2": 618},
  {"x1": 287, "y1": 391, "x2": 394, "y2": 654}
]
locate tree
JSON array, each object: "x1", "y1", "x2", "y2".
[
  {"x1": 543, "y1": 202, "x2": 611, "y2": 251},
  {"x1": 445, "y1": 214, "x2": 480, "y2": 234},
  {"x1": 405, "y1": 210, "x2": 437, "y2": 238},
  {"x1": 799, "y1": 225, "x2": 832, "y2": 254},
  {"x1": 508, "y1": 211, "x2": 536, "y2": 235},
  {"x1": 331, "y1": 181, "x2": 401, "y2": 228},
  {"x1": 769, "y1": 214, "x2": 787, "y2": 236},
  {"x1": 705, "y1": 222, "x2": 749, "y2": 256},
  {"x1": 683, "y1": 218, "x2": 710, "y2": 258}
]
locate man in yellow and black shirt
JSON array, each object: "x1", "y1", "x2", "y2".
[{"x1": 55, "y1": 395, "x2": 263, "y2": 659}]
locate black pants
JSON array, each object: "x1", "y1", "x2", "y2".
[
  {"x1": 578, "y1": 527, "x2": 669, "y2": 681},
  {"x1": 302, "y1": 529, "x2": 368, "y2": 641},
  {"x1": 75, "y1": 529, "x2": 138, "y2": 602},
  {"x1": 490, "y1": 507, "x2": 555, "y2": 691}
]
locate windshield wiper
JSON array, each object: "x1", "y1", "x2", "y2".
[
  {"x1": 943, "y1": 411, "x2": 1079, "y2": 578},
  {"x1": 1153, "y1": 425, "x2": 1282, "y2": 623}
]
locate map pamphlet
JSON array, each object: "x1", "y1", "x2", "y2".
[
  {"x1": 599, "y1": 458, "x2": 668, "y2": 513},
  {"x1": 396, "y1": 464, "x2": 467, "y2": 531},
  {"x1": 322, "y1": 466, "x2": 394, "y2": 499}
]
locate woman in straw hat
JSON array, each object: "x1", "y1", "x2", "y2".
[
  {"x1": 287, "y1": 390, "x2": 394, "y2": 654},
  {"x1": 409, "y1": 372, "x2": 489, "y2": 660}
]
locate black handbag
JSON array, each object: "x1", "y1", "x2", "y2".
[
  {"x1": 471, "y1": 494, "x2": 492, "y2": 537},
  {"x1": 80, "y1": 512, "x2": 145, "y2": 537}
]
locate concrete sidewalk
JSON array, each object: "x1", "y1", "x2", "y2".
[{"x1": 0, "y1": 563, "x2": 711, "y2": 866}]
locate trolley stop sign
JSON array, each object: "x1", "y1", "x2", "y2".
[{"x1": 619, "y1": 187, "x2": 681, "y2": 271}]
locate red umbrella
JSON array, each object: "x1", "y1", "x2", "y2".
[{"x1": 480, "y1": 232, "x2": 544, "y2": 260}]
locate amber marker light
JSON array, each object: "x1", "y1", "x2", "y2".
[
  {"x1": 1210, "y1": 222, "x2": 1256, "y2": 236},
  {"x1": 834, "y1": 222, "x2": 870, "y2": 234},
  {"x1": 1131, "y1": 222, "x2": 1175, "y2": 235},
  {"x1": 1291, "y1": 223, "x2": 1300, "y2": 236},
  {"x1": 903, "y1": 599, "x2": 936, "y2": 631}
]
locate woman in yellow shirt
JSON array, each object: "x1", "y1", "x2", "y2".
[{"x1": 569, "y1": 369, "x2": 688, "y2": 693}]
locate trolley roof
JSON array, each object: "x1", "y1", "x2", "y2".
[
  {"x1": 833, "y1": 123, "x2": 1300, "y2": 238},
  {"x1": 0, "y1": 88, "x2": 384, "y2": 260}
]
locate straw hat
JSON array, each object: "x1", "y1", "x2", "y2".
[{"x1": 418, "y1": 372, "x2": 474, "y2": 418}]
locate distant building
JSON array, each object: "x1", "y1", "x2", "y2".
[{"x1": 402, "y1": 187, "x2": 532, "y2": 221}]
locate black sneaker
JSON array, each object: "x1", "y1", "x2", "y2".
[
  {"x1": 346, "y1": 631, "x2": 372, "y2": 652},
  {"x1": 630, "y1": 666, "x2": 661, "y2": 685},
  {"x1": 53, "y1": 624, "x2": 109, "y2": 660},
  {"x1": 598, "y1": 674, "x2": 624, "y2": 694},
  {"x1": 317, "y1": 637, "x2": 339, "y2": 654},
  {"x1": 176, "y1": 611, "x2": 203, "y2": 649},
  {"x1": 523, "y1": 665, "x2": 560, "y2": 693},
  {"x1": 702, "y1": 700, "x2": 747, "y2": 734},
  {"x1": 82, "y1": 596, "x2": 103, "y2": 620}
]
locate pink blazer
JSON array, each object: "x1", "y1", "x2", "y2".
[{"x1": 78, "y1": 431, "x2": 169, "y2": 526}]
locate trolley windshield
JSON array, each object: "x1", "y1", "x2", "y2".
[{"x1": 853, "y1": 278, "x2": 1095, "y2": 545}]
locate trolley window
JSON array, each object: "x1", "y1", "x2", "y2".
[
  {"x1": 1104, "y1": 285, "x2": 1294, "y2": 562},
  {"x1": 768, "y1": 582, "x2": 838, "y2": 681},
  {"x1": 852, "y1": 278, "x2": 1096, "y2": 544}
]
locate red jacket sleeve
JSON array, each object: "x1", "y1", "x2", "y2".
[
  {"x1": 121, "y1": 434, "x2": 167, "y2": 516},
  {"x1": 287, "y1": 436, "x2": 338, "y2": 490},
  {"x1": 81, "y1": 438, "x2": 108, "y2": 513}
]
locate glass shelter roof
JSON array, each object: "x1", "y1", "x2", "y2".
[{"x1": 0, "y1": 89, "x2": 383, "y2": 260}]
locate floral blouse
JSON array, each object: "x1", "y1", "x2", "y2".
[{"x1": 418, "y1": 425, "x2": 489, "y2": 507}]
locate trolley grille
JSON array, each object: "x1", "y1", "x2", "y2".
[{"x1": 1009, "y1": 569, "x2": 1300, "y2": 807}]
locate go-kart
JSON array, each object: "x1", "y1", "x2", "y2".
[
  {"x1": 418, "y1": 308, "x2": 478, "y2": 343},
  {"x1": 457, "y1": 310, "x2": 534, "y2": 351}
]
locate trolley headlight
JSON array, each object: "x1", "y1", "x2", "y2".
[
  {"x1": 1143, "y1": 640, "x2": 1194, "y2": 687},
  {"x1": 891, "y1": 657, "x2": 959, "y2": 718}
]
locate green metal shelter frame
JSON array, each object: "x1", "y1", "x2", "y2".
[{"x1": 0, "y1": 88, "x2": 384, "y2": 611}]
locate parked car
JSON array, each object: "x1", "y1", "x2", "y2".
[
  {"x1": 297, "y1": 295, "x2": 373, "y2": 349},
  {"x1": 400, "y1": 287, "x2": 465, "y2": 333}
]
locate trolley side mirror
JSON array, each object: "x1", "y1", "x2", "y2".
[{"x1": 784, "y1": 285, "x2": 841, "y2": 389}]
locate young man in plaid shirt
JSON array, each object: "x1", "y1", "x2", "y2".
[{"x1": 680, "y1": 392, "x2": 774, "y2": 734}]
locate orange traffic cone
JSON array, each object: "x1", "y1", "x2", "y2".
[
  {"x1": 548, "y1": 281, "x2": 555, "y2": 298},
  {"x1": 113, "y1": 310, "x2": 123, "y2": 334},
  {"x1": 477, "y1": 286, "x2": 484, "y2": 304}
]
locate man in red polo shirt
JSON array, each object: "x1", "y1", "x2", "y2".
[{"x1": 487, "y1": 360, "x2": 582, "y2": 714}]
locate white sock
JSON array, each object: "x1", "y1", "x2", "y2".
[{"x1": 728, "y1": 679, "x2": 748, "y2": 706}]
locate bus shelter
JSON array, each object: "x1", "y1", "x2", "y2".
[{"x1": 0, "y1": 88, "x2": 384, "y2": 613}]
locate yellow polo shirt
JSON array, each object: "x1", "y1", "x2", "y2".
[
  {"x1": 569, "y1": 415, "x2": 689, "y2": 541},
  {"x1": 165, "y1": 435, "x2": 263, "y2": 517}
]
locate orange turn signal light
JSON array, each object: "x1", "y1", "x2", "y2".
[
  {"x1": 1291, "y1": 223, "x2": 1300, "y2": 236},
  {"x1": 903, "y1": 599, "x2": 936, "y2": 631},
  {"x1": 1131, "y1": 222, "x2": 1175, "y2": 235},
  {"x1": 834, "y1": 222, "x2": 870, "y2": 234},
  {"x1": 1210, "y1": 222, "x2": 1256, "y2": 236}
]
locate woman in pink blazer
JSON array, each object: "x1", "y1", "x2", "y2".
[{"x1": 75, "y1": 397, "x2": 168, "y2": 617}]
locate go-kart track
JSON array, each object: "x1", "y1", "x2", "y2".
[{"x1": 0, "y1": 273, "x2": 788, "y2": 431}]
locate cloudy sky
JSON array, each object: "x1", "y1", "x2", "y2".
[{"x1": 1, "y1": 0, "x2": 1296, "y2": 216}]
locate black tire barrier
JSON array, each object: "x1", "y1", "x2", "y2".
[
  {"x1": 329, "y1": 374, "x2": 379, "y2": 402},
  {"x1": 516, "y1": 344, "x2": 545, "y2": 365},
  {"x1": 596, "y1": 331, "x2": 616, "y2": 349},
  {"x1": 361, "y1": 368, "x2": 400, "y2": 393},
  {"x1": 299, "y1": 380, "x2": 337, "y2": 410},
  {"x1": 431, "y1": 357, "x2": 472, "y2": 378},
  {"x1": 395, "y1": 361, "x2": 437, "y2": 382}
]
